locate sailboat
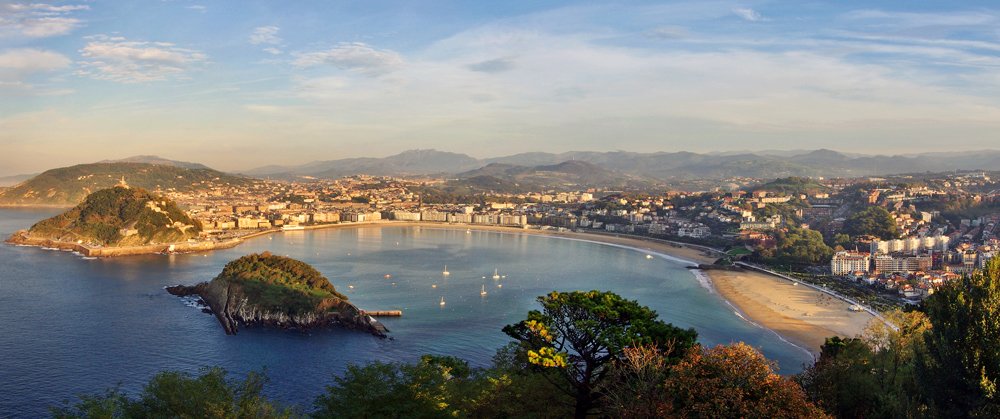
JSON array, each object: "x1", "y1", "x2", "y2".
[
  {"x1": 480, "y1": 284, "x2": 487, "y2": 296},
  {"x1": 442, "y1": 265, "x2": 450, "y2": 276},
  {"x1": 492, "y1": 268, "x2": 501, "y2": 280},
  {"x1": 439, "y1": 296, "x2": 446, "y2": 306}
]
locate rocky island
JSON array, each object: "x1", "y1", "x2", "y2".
[
  {"x1": 166, "y1": 253, "x2": 388, "y2": 337},
  {"x1": 7, "y1": 186, "x2": 244, "y2": 256}
]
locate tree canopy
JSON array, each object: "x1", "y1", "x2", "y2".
[
  {"x1": 51, "y1": 367, "x2": 290, "y2": 419},
  {"x1": 918, "y1": 257, "x2": 1000, "y2": 416},
  {"x1": 844, "y1": 206, "x2": 899, "y2": 240},
  {"x1": 502, "y1": 290, "x2": 698, "y2": 418},
  {"x1": 663, "y1": 343, "x2": 829, "y2": 418}
]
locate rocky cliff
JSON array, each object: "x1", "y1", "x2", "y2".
[{"x1": 166, "y1": 253, "x2": 387, "y2": 337}]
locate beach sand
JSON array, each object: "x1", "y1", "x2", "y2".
[{"x1": 706, "y1": 269, "x2": 874, "y2": 357}]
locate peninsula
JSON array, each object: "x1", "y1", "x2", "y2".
[
  {"x1": 166, "y1": 252, "x2": 388, "y2": 337},
  {"x1": 6, "y1": 186, "x2": 249, "y2": 256}
]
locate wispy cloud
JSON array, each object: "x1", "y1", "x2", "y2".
[
  {"x1": 644, "y1": 26, "x2": 688, "y2": 40},
  {"x1": 0, "y1": 2, "x2": 89, "y2": 38},
  {"x1": 77, "y1": 35, "x2": 207, "y2": 83},
  {"x1": 186, "y1": 5, "x2": 207, "y2": 13},
  {"x1": 467, "y1": 57, "x2": 515, "y2": 73},
  {"x1": 844, "y1": 9, "x2": 997, "y2": 28},
  {"x1": 293, "y1": 42, "x2": 404, "y2": 75},
  {"x1": 249, "y1": 25, "x2": 281, "y2": 45},
  {"x1": 732, "y1": 8, "x2": 766, "y2": 22},
  {"x1": 0, "y1": 48, "x2": 70, "y2": 92}
]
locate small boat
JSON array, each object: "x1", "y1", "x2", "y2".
[
  {"x1": 384, "y1": 274, "x2": 392, "y2": 279},
  {"x1": 348, "y1": 285, "x2": 355, "y2": 289},
  {"x1": 442, "y1": 265, "x2": 450, "y2": 276},
  {"x1": 492, "y1": 268, "x2": 501, "y2": 280},
  {"x1": 480, "y1": 284, "x2": 487, "y2": 296},
  {"x1": 439, "y1": 296, "x2": 446, "y2": 306},
  {"x1": 497, "y1": 283, "x2": 502, "y2": 288},
  {"x1": 646, "y1": 254, "x2": 653, "y2": 259},
  {"x1": 432, "y1": 284, "x2": 437, "y2": 288}
]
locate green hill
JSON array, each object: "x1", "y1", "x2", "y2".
[
  {"x1": 165, "y1": 253, "x2": 389, "y2": 336},
  {"x1": 26, "y1": 187, "x2": 202, "y2": 246},
  {"x1": 0, "y1": 162, "x2": 253, "y2": 206},
  {"x1": 213, "y1": 252, "x2": 348, "y2": 315}
]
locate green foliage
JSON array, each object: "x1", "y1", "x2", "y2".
[
  {"x1": 0, "y1": 162, "x2": 252, "y2": 206},
  {"x1": 754, "y1": 177, "x2": 828, "y2": 195},
  {"x1": 29, "y1": 187, "x2": 201, "y2": 246},
  {"x1": 51, "y1": 367, "x2": 292, "y2": 419},
  {"x1": 844, "y1": 206, "x2": 899, "y2": 240},
  {"x1": 502, "y1": 290, "x2": 698, "y2": 418},
  {"x1": 216, "y1": 253, "x2": 347, "y2": 316},
  {"x1": 798, "y1": 337, "x2": 881, "y2": 417},
  {"x1": 759, "y1": 226, "x2": 833, "y2": 266},
  {"x1": 918, "y1": 257, "x2": 1000, "y2": 416}
]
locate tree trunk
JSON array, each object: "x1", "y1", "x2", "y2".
[{"x1": 574, "y1": 386, "x2": 592, "y2": 419}]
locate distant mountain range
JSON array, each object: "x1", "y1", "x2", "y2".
[
  {"x1": 246, "y1": 149, "x2": 481, "y2": 178},
  {"x1": 244, "y1": 148, "x2": 1000, "y2": 182},
  {"x1": 4, "y1": 149, "x2": 999, "y2": 206}
]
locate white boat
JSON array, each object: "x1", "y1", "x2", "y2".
[
  {"x1": 439, "y1": 296, "x2": 446, "y2": 306},
  {"x1": 492, "y1": 268, "x2": 501, "y2": 280},
  {"x1": 497, "y1": 283, "x2": 502, "y2": 288},
  {"x1": 646, "y1": 254, "x2": 653, "y2": 259},
  {"x1": 480, "y1": 285, "x2": 487, "y2": 296},
  {"x1": 442, "y1": 265, "x2": 450, "y2": 276}
]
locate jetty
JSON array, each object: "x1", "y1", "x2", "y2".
[{"x1": 362, "y1": 310, "x2": 403, "y2": 317}]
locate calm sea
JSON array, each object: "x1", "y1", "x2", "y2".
[{"x1": 0, "y1": 208, "x2": 813, "y2": 417}]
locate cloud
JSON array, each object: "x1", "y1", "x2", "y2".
[
  {"x1": 186, "y1": 5, "x2": 207, "y2": 13},
  {"x1": 262, "y1": 47, "x2": 282, "y2": 55},
  {"x1": 467, "y1": 57, "x2": 515, "y2": 73},
  {"x1": 293, "y1": 42, "x2": 403, "y2": 75},
  {"x1": 77, "y1": 35, "x2": 207, "y2": 83},
  {"x1": 0, "y1": 3, "x2": 89, "y2": 38},
  {"x1": 844, "y1": 9, "x2": 996, "y2": 28},
  {"x1": 249, "y1": 25, "x2": 281, "y2": 45},
  {"x1": 0, "y1": 48, "x2": 70, "y2": 71},
  {"x1": 0, "y1": 48, "x2": 70, "y2": 92},
  {"x1": 732, "y1": 8, "x2": 766, "y2": 22},
  {"x1": 644, "y1": 26, "x2": 688, "y2": 40}
]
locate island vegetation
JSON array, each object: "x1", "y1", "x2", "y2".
[
  {"x1": 51, "y1": 258, "x2": 1000, "y2": 418},
  {"x1": 17, "y1": 186, "x2": 201, "y2": 247},
  {"x1": 166, "y1": 253, "x2": 383, "y2": 337}
]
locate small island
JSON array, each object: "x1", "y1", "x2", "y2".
[
  {"x1": 6, "y1": 185, "x2": 244, "y2": 256},
  {"x1": 166, "y1": 252, "x2": 388, "y2": 337}
]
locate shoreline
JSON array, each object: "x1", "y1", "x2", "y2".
[
  {"x1": 705, "y1": 268, "x2": 874, "y2": 357},
  {"x1": 9, "y1": 219, "x2": 867, "y2": 358}
]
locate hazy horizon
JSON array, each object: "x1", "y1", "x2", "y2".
[{"x1": 4, "y1": 1, "x2": 1000, "y2": 175}]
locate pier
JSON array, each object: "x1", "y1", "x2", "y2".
[{"x1": 363, "y1": 310, "x2": 403, "y2": 317}]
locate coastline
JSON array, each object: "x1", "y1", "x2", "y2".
[
  {"x1": 8, "y1": 219, "x2": 868, "y2": 358},
  {"x1": 705, "y1": 269, "x2": 873, "y2": 357}
]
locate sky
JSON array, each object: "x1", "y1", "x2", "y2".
[{"x1": 2, "y1": 0, "x2": 1000, "y2": 175}]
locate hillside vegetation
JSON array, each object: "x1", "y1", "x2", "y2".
[
  {"x1": 0, "y1": 162, "x2": 252, "y2": 206},
  {"x1": 213, "y1": 252, "x2": 348, "y2": 316},
  {"x1": 27, "y1": 187, "x2": 201, "y2": 246}
]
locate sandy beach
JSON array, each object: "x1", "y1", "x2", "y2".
[{"x1": 706, "y1": 269, "x2": 874, "y2": 356}]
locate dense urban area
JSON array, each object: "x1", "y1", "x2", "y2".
[{"x1": 117, "y1": 169, "x2": 996, "y2": 313}]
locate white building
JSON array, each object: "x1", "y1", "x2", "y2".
[{"x1": 831, "y1": 251, "x2": 871, "y2": 275}]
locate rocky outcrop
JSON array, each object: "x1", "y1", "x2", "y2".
[{"x1": 166, "y1": 280, "x2": 388, "y2": 338}]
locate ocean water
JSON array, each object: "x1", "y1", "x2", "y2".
[{"x1": 0, "y1": 209, "x2": 813, "y2": 417}]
